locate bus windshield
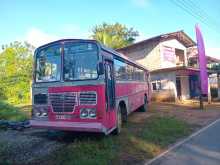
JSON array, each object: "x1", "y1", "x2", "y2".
[
  {"x1": 64, "y1": 42, "x2": 98, "y2": 80},
  {"x1": 35, "y1": 42, "x2": 99, "y2": 82},
  {"x1": 35, "y1": 44, "x2": 61, "y2": 82}
]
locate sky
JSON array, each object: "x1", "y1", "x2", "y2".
[{"x1": 0, "y1": 0, "x2": 220, "y2": 59}]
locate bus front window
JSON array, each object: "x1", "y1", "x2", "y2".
[
  {"x1": 35, "y1": 45, "x2": 61, "y2": 82},
  {"x1": 64, "y1": 42, "x2": 98, "y2": 80}
]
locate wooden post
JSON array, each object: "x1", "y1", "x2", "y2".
[
  {"x1": 199, "y1": 93, "x2": 204, "y2": 109},
  {"x1": 208, "y1": 77, "x2": 211, "y2": 104}
]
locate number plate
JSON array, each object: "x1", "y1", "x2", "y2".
[{"x1": 55, "y1": 114, "x2": 76, "y2": 120}]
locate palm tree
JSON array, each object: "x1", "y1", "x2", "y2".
[
  {"x1": 91, "y1": 23, "x2": 139, "y2": 49},
  {"x1": 94, "y1": 31, "x2": 126, "y2": 49}
]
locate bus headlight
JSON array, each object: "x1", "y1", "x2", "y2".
[
  {"x1": 35, "y1": 112, "x2": 41, "y2": 117},
  {"x1": 80, "y1": 109, "x2": 89, "y2": 118},
  {"x1": 33, "y1": 106, "x2": 48, "y2": 118},
  {"x1": 88, "y1": 109, "x2": 96, "y2": 118},
  {"x1": 41, "y1": 112, "x2": 48, "y2": 117},
  {"x1": 80, "y1": 108, "x2": 96, "y2": 119}
]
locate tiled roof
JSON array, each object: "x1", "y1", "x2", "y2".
[{"x1": 117, "y1": 31, "x2": 196, "y2": 52}]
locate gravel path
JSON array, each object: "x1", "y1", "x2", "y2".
[{"x1": 0, "y1": 128, "x2": 64, "y2": 165}]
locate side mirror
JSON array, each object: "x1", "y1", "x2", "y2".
[{"x1": 97, "y1": 62, "x2": 104, "y2": 75}]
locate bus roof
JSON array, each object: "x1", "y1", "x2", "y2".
[{"x1": 36, "y1": 39, "x2": 149, "y2": 72}]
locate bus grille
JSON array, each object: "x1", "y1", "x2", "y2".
[
  {"x1": 79, "y1": 92, "x2": 97, "y2": 105},
  {"x1": 49, "y1": 93, "x2": 77, "y2": 113},
  {"x1": 34, "y1": 93, "x2": 47, "y2": 105}
]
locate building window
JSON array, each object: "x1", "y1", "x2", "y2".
[
  {"x1": 175, "y1": 48, "x2": 185, "y2": 66},
  {"x1": 152, "y1": 80, "x2": 162, "y2": 90},
  {"x1": 152, "y1": 82, "x2": 157, "y2": 90}
]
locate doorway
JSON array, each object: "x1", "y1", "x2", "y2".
[{"x1": 176, "y1": 77, "x2": 182, "y2": 99}]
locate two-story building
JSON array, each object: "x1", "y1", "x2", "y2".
[{"x1": 117, "y1": 31, "x2": 220, "y2": 102}]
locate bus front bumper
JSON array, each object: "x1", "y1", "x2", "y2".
[{"x1": 30, "y1": 120, "x2": 108, "y2": 134}]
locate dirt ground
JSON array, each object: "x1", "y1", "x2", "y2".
[
  {"x1": 130, "y1": 102, "x2": 220, "y2": 128},
  {"x1": 1, "y1": 102, "x2": 220, "y2": 165}
]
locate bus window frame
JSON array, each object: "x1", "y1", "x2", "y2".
[
  {"x1": 33, "y1": 40, "x2": 102, "y2": 84},
  {"x1": 113, "y1": 56, "x2": 146, "y2": 82},
  {"x1": 63, "y1": 41, "x2": 100, "y2": 82},
  {"x1": 34, "y1": 42, "x2": 62, "y2": 83}
]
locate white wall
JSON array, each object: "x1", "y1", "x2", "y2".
[
  {"x1": 151, "y1": 72, "x2": 192, "y2": 101},
  {"x1": 119, "y1": 40, "x2": 161, "y2": 71},
  {"x1": 151, "y1": 72, "x2": 177, "y2": 100},
  {"x1": 161, "y1": 39, "x2": 186, "y2": 50}
]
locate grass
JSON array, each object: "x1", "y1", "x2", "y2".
[
  {"x1": 141, "y1": 116, "x2": 190, "y2": 147},
  {"x1": 47, "y1": 136, "x2": 118, "y2": 165},
  {"x1": 43, "y1": 116, "x2": 191, "y2": 165},
  {"x1": 0, "y1": 100, "x2": 28, "y2": 122}
]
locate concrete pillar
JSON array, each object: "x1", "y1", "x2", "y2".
[{"x1": 173, "y1": 81, "x2": 178, "y2": 102}]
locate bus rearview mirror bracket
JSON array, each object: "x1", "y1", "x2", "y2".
[{"x1": 98, "y1": 62, "x2": 104, "y2": 75}]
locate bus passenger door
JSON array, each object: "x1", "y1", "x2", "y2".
[{"x1": 104, "y1": 60, "x2": 116, "y2": 129}]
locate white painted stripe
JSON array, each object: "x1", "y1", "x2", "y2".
[{"x1": 145, "y1": 117, "x2": 220, "y2": 165}]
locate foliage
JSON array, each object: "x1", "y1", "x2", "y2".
[
  {"x1": 0, "y1": 100, "x2": 28, "y2": 121},
  {"x1": 91, "y1": 22, "x2": 139, "y2": 49},
  {"x1": 0, "y1": 41, "x2": 34, "y2": 104}
]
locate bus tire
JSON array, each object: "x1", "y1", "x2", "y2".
[
  {"x1": 113, "y1": 106, "x2": 122, "y2": 135},
  {"x1": 140, "y1": 95, "x2": 148, "y2": 112}
]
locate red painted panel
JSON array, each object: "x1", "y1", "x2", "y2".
[
  {"x1": 37, "y1": 81, "x2": 149, "y2": 133},
  {"x1": 48, "y1": 85, "x2": 106, "y2": 124},
  {"x1": 115, "y1": 82, "x2": 149, "y2": 111}
]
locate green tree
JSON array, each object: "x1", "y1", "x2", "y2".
[
  {"x1": 0, "y1": 41, "x2": 34, "y2": 104},
  {"x1": 91, "y1": 22, "x2": 139, "y2": 49}
]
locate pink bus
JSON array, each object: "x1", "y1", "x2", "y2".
[{"x1": 30, "y1": 39, "x2": 150, "y2": 135}]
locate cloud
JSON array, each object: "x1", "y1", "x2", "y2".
[
  {"x1": 25, "y1": 28, "x2": 58, "y2": 47},
  {"x1": 131, "y1": 0, "x2": 150, "y2": 8},
  {"x1": 206, "y1": 47, "x2": 220, "y2": 60},
  {"x1": 24, "y1": 25, "x2": 90, "y2": 47}
]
